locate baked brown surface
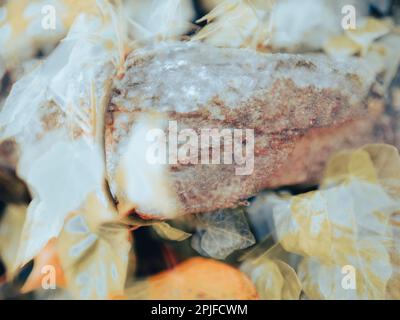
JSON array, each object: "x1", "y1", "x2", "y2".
[
  {"x1": 106, "y1": 42, "x2": 399, "y2": 218},
  {"x1": 1, "y1": 42, "x2": 399, "y2": 214}
]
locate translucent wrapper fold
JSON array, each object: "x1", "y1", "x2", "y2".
[
  {"x1": 268, "y1": 145, "x2": 400, "y2": 299},
  {"x1": 0, "y1": 6, "x2": 124, "y2": 269}
]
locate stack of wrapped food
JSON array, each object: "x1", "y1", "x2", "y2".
[{"x1": 0, "y1": 0, "x2": 399, "y2": 300}]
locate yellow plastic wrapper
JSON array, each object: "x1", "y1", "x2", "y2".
[
  {"x1": 324, "y1": 17, "x2": 392, "y2": 58},
  {"x1": 272, "y1": 144, "x2": 400, "y2": 299},
  {"x1": 56, "y1": 192, "x2": 131, "y2": 300},
  {"x1": 346, "y1": 18, "x2": 392, "y2": 55},
  {"x1": 193, "y1": 0, "x2": 275, "y2": 49},
  {"x1": 0, "y1": 0, "x2": 99, "y2": 66},
  {"x1": 387, "y1": 212, "x2": 400, "y2": 300},
  {"x1": 241, "y1": 244, "x2": 301, "y2": 300},
  {"x1": 0, "y1": 204, "x2": 26, "y2": 280}
]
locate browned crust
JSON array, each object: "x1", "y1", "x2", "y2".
[
  {"x1": 165, "y1": 105, "x2": 386, "y2": 215},
  {"x1": 106, "y1": 48, "x2": 390, "y2": 216},
  {"x1": 1, "y1": 46, "x2": 397, "y2": 214}
]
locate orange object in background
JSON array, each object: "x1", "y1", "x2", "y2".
[
  {"x1": 126, "y1": 257, "x2": 259, "y2": 300},
  {"x1": 21, "y1": 239, "x2": 66, "y2": 293}
]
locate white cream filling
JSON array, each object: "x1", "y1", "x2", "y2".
[{"x1": 119, "y1": 114, "x2": 180, "y2": 218}]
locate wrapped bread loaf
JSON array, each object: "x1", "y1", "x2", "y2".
[
  {"x1": 106, "y1": 37, "x2": 400, "y2": 219},
  {"x1": 2, "y1": 28, "x2": 400, "y2": 220},
  {"x1": 1, "y1": 0, "x2": 400, "y2": 267},
  {"x1": 0, "y1": 0, "x2": 400, "y2": 301}
]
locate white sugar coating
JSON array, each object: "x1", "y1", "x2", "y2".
[
  {"x1": 113, "y1": 41, "x2": 377, "y2": 114},
  {"x1": 118, "y1": 113, "x2": 181, "y2": 218}
]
